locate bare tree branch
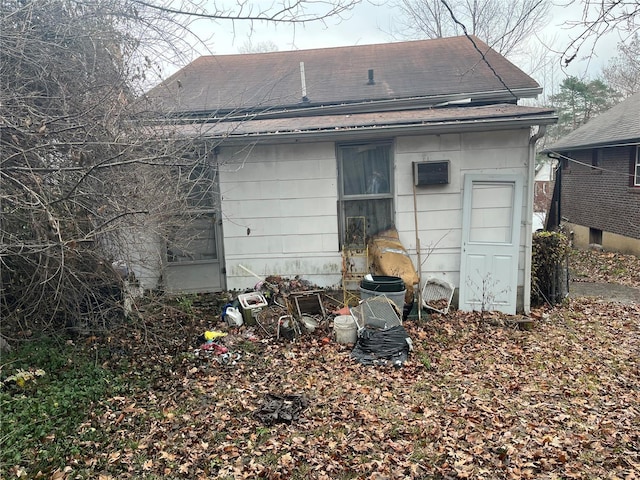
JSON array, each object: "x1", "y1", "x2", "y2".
[
  {"x1": 1, "y1": 0, "x2": 355, "y2": 337},
  {"x1": 391, "y1": 0, "x2": 550, "y2": 56},
  {"x1": 601, "y1": 32, "x2": 640, "y2": 96},
  {"x1": 128, "y1": 0, "x2": 359, "y2": 24},
  {"x1": 559, "y1": 0, "x2": 640, "y2": 65}
]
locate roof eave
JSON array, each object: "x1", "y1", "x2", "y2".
[
  {"x1": 151, "y1": 87, "x2": 544, "y2": 121},
  {"x1": 189, "y1": 113, "x2": 558, "y2": 145},
  {"x1": 543, "y1": 138, "x2": 640, "y2": 153}
]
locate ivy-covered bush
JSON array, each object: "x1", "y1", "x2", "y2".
[{"x1": 531, "y1": 231, "x2": 571, "y2": 306}]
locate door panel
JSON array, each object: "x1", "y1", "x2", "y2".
[{"x1": 460, "y1": 175, "x2": 522, "y2": 314}]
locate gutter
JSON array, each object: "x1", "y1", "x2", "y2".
[
  {"x1": 524, "y1": 125, "x2": 547, "y2": 315},
  {"x1": 542, "y1": 139, "x2": 640, "y2": 153},
  {"x1": 186, "y1": 113, "x2": 559, "y2": 145},
  {"x1": 152, "y1": 87, "x2": 544, "y2": 123}
]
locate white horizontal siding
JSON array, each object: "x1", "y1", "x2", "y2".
[
  {"x1": 223, "y1": 178, "x2": 336, "y2": 200},
  {"x1": 223, "y1": 216, "x2": 337, "y2": 238},
  {"x1": 222, "y1": 197, "x2": 336, "y2": 221},
  {"x1": 112, "y1": 226, "x2": 164, "y2": 290},
  {"x1": 394, "y1": 129, "x2": 532, "y2": 297},
  {"x1": 216, "y1": 129, "x2": 533, "y2": 296},
  {"x1": 462, "y1": 129, "x2": 530, "y2": 150},
  {"x1": 396, "y1": 133, "x2": 461, "y2": 153},
  {"x1": 220, "y1": 142, "x2": 342, "y2": 289}
]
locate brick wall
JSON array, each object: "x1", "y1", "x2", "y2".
[
  {"x1": 534, "y1": 180, "x2": 552, "y2": 213},
  {"x1": 561, "y1": 146, "x2": 640, "y2": 240}
]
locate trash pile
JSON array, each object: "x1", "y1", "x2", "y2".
[
  {"x1": 194, "y1": 271, "x2": 415, "y2": 368},
  {"x1": 194, "y1": 330, "x2": 243, "y2": 365},
  {"x1": 217, "y1": 271, "x2": 341, "y2": 342},
  {"x1": 255, "y1": 274, "x2": 317, "y2": 301}
]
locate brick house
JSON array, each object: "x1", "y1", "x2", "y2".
[{"x1": 544, "y1": 92, "x2": 640, "y2": 255}]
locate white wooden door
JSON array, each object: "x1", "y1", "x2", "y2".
[{"x1": 459, "y1": 175, "x2": 523, "y2": 314}]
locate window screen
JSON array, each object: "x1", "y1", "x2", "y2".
[{"x1": 167, "y1": 213, "x2": 217, "y2": 262}]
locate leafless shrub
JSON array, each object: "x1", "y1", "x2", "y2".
[{"x1": 0, "y1": 0, "x2": 357, "y2": 338}]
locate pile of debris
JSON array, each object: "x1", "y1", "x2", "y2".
[
  {"x1": 254, "y1": 393, "x2": 309, "y2": 424},
  {"x1": 218, "y1": 274, "x2": 344, "y2": 342},
  {"x1": 200, "y1": 272, "x2": 416, "y2": 368},
  {"x1": 349, "y1": 296, "x2": 413, "y2": 367}
]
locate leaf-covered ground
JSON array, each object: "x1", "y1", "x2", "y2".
[
  {"x1": 569, "y1": 249, "x2": 640, "y2": 288},
  {"x1": 24, "y1": 296, "x2": 636, "y2": 479},
  {"x1": 4, "y1": 250, "x2": 639, "y2": 479}
]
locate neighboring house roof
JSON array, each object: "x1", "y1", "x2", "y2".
[
  {"x1": 145, "y1": 35, "x2": 541, "y2": 115},
  {"x1": 546, "y1": 91, "x2": 640, "y2": 152},
  {"x1": 164, "y1": 104, "x2": 556, "y2": 142}
]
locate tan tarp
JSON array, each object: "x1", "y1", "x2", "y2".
[{"x1": 368, "y1": 228, "x2": 419, "y2": 304}]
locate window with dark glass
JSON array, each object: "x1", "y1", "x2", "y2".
[
  {"x1": 338, "y1": 143, "x2": 393, "y2": 245},
  {"x1": 591, "y1": 149, "x2": 602, "y2": 169},
  {"x1": 167, "y1": 162, "x2": 218, "y2": 263}
]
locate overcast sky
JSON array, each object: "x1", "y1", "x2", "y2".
[
  {"x1": 209, "y1": 1, "x2": 398, "y2": 53},
  {"x1": 169, "y1": 0, "x2": 622, "y2": 93}
]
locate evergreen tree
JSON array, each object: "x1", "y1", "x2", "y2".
[{"x1": 549, "y1": 76, "x2": 620, "y2": 139}]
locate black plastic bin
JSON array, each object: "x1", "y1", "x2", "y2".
[
  {"x1": 360, "y1": 275, "x2": 405, "y2": 293},
  {"x1": 359, "y1": 276, "x2": 406, "y2": 313}
]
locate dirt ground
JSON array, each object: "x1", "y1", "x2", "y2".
[
  {"x1": 567, "y1": 249, "x2": 640, "y2": 305},
  {"x1": 569, "y1": 280, "x2": 640, "y2": 304}
]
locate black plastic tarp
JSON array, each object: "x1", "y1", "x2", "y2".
[{"x1": 350, "y1": 324, "x2": 412, "y2": 367}]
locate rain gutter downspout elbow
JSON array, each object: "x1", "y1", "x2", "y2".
[
  {"x1": 545, "y1": 151, "x2": 563, "y2": 228},
  {"x1": 524, "y1": 125, "x2": 547, "y2": 315}
]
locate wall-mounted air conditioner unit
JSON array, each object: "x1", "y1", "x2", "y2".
[{"x1": 413, "y1": 160, "x2": 450, "y2": 186}]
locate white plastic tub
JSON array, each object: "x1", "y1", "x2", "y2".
[
  {"x1": 333, "y1": 315, "x2": 357, "y2": 344},
  {"x1": 238, "y1": 292, "x2": 268, "y2": 325}
]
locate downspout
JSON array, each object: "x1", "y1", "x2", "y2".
[
  {"x1": 546, "y1": 152, "x2": 562, "y2": 230},
  {"x1": 524, "y1": 125, "x2": 546, "y2": 314}
]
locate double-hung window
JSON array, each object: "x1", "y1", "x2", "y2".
[{"x1": 338, "y1": 142, "x2": 394, "y2": 246}]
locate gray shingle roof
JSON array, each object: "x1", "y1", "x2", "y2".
[
  {"x1": 145, "y1": 36, "x2": 541, "y2": 114},
  {"x1": 547, "y1": 91, "x2": 640, "y2": 152}
]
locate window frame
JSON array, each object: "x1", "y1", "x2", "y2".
[
  {"x1": 166, "y1": 159, "x2": 220, "y2": 264},
  {"x1": 634, "y1": 145, "x2": 640, "y2": 187},
  {"x1": 337, "y1": 141, "x2": 395, "y2": 248},
  {"x1": 166, "y1": 212, "x2": 218, "y2": 264}
]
